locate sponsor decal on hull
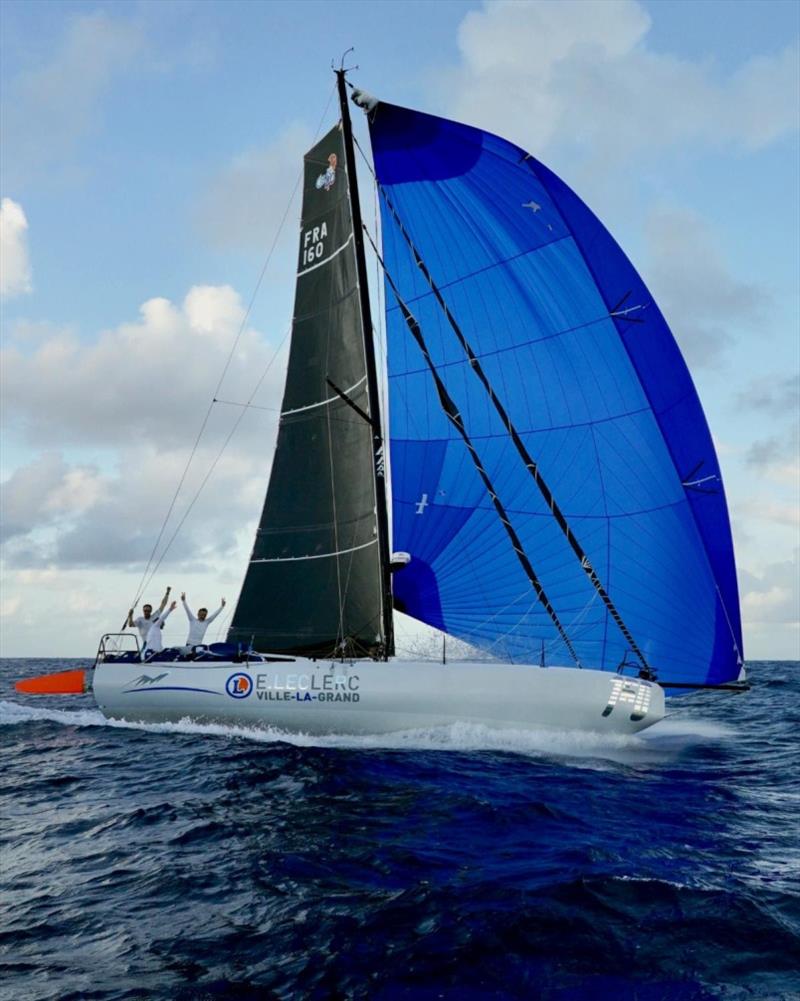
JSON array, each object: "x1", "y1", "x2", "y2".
[
  {"x1": 255, "y1": 672, "x2": 361, "y2": 704},
  {"x1": 130, "y1": 673, "x2": 168, "y2": 687},
  {"x1": 225, "y1": 673, "x2": 253, "y2": 699},
  {"x1": 123, "y1": 671, "x2": 221, "y2": 697}
]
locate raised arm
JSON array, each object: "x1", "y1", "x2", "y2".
[
  {"x1": 126, "y1": 608, "x2": 135, "y2": 628},
  {"x1": 157, "y1": 601, "x2": 177, "y2": 624},
  {"x1": 157, "y1": 586, "x2": 172, "y2": 614},
  {"x1": 204, "y1": 597, "x2": 227, "y2": 625},
  {"x1": 181, "y1": 592, "x2": 196, "y2": 623}
]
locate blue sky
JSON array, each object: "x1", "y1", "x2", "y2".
[{"x1": 1, "y1": 0, "x2": 798, "y2": 659}]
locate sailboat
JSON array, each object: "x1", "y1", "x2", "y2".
[{"x1": 17, "y1": 69, "x2": 747, "y2": 736}]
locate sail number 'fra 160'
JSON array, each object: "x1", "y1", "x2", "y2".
[{"x1": 302, "y1": 222, "x2": 328, "y2": 267}]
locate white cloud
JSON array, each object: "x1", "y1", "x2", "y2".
[
  {"x1": 0, "y1": 451, "x2": 107, "y2": 543},
  {"x1": 429, "y1": 1, "x2": 788, "y2": 375},
  {"x1": 740, "y1": 552, "x2": 800, "y2": 627},
  {"x1": 0, "y1": 443, "x2": 262, "y2": 655},
  {"x1": 439, "y1": 0, "x2": 799, "y2": 163},
  {"x1": 1, "y1": 284, "x2": 286, "y2": 449},
  {"x1": 739, "y1": 552, "x2": 800, "y2": 659},
  {"x1": 0, "y1": 278, "x2": 288, "y2": 655},
  {"x1": 764, "y1": 462, "x2": 800, "y2": 490},
  {"x1": 0, "y1": 562, "x2": 239, "y2": 657},
  {"x1": 740, "y1": 498, "x2": 800, "y2": 529},
  {"x1": 198, "y1": 121, "x2": 312, "y2": 252},
  {"x1": 1, "y1": 443, "x2": 265, "y2": 572},
  {"x1": 745, "y1": 426, "x2": 800, "y2": 486},
  {"x1": 0, "y1": 595, "x2": 21, "y2": 619},
  {"x1": 737, "y1": 374, "x2": 800, "y2": 417},
  {"x1": 643, "y1": 207, "x2": 769, "y2": 368},
  {"x1": 0, "y1": 198, "x2": 32, "y2": 298},
  {"x1": 1, "y1": 12, "x2": 145, "y2": 182},
  {"x1": 734, "y1": 377, "x2": 799, "y2": 533}
]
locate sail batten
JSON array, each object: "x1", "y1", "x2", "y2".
[{"x1": 368, "y1": 100, "x2": 742, "y2": 684}]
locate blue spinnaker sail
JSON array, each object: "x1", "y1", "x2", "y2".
[{"x1": 368, "y1": 101, "x2": 743, "y2": 684}]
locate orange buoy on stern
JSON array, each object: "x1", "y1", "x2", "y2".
[{"x1": 15, "y1": 668, "x2": 87, "y2": 695}]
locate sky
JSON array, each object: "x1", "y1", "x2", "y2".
[{"x1": 0, "y1": 0, "x2": 798, "y2": 660}]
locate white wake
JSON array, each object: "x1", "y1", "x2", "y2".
[{"x1": 0, "y1": 698, "x2": 729, "y2": 765}]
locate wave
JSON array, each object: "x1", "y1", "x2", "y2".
[{"x1": 0, "y1": 697, "x2": 729, "y2": 766}]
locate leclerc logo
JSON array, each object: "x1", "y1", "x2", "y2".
[{"x1": 225, "y1": 672, "x2": 252, "y2": 699}]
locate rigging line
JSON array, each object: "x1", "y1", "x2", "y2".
[
  {"x1": 213, "y1": 82, "x2": 337, "y2": 402},
  {"x1": 477, "y1": 589, "x2": 540, "y2": 656},
  {"x1": 214, "y1": 398, "x2": 279, "y2": 413},
  {"x1": 715, "y1": 581, "x2": 744, "y2": 665},
  {"x1": 131, "y1": 395, "x2": 213, "y2": 609},
  {"x1": 371, "y1": 172, "x2": 391, "y2": 538},
  {"x1": 324, "y1": 378, "x2": 374, "y2": 425},
  {"x1": 364, "y1": 226, "x2": 581, "y2": 669},
  {"x1": 338, "y1": 516, "x2": 370, "y2": 651},
  {"x1": 389, "y1": 310, "x2": 631, "y2": 379},
  {"x1": 139, "y1": 326, "x2": 292, "y2": 597},
  {"x1": 374, "y1": 187, "x2": 655, "y2": 680},
  {"x1": 288, "y1": 375, "x2": 368, "y2": 416},
  {"x1": 370, "y1": 167, "x2": 388, "y2": 412},
  {"x1": 486, "y1": 602, "x2": 541, "y2": 659},
  {"x1": 562, "y1": 589, "x2": 602, "y2": 638},
  {"x1": 523, "y1": 155, "x2": 740, "y2": 669},
  {"x1": 130, "y1": 84, "x2": 337, "y2": 610},
  {"x1": 212, "y1": 607, "x2": 233, "y2": 643}
]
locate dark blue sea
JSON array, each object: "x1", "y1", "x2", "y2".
[{"x1": 1, "y1": 659, "x2": 798, "y2": 1001}]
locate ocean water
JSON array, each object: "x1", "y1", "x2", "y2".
[{"x1": 1, "y1": 659, "x2": 798, "y2": 1001}]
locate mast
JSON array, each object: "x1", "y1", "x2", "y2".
[{"x1": 335, "y1": 68, "x2": 394, "y2": 658}]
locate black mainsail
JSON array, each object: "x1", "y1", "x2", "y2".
[{"x1": 228, "y1": 118, "x2": 389, "y2": 657}]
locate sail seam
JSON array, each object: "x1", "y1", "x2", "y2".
[
  {"x1": 386, "y1": 233, "x2": 572, "y2": 309},
  {"x1": 376, "y1": 187, "x2": 654, "y2": 678},
  {"x1": 388, "y1": 310, "x2": 627, "y2": 378},
  {"x1": 364, "y1": 225, "x2": 582, "y2": 668},
  {"x1": 528, "y1": 162, "x2": 744, "y2": 670},
  {"x1": 251, "y1": 539, "x2": 377, "y2": 564},
  {"x1": 390, "y1": 404, "x2": 653, "y2": 435},
  {"x1": 378, "y1": 185, "x2": 652, "y2": 676}
]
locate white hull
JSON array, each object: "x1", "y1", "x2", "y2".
[{"x1": 92, "y1": 658, "x2": 664, "y2": 736}]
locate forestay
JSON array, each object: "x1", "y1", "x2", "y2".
[{"x1": 368, "y1": 101, "x2": 743, "y2": 685}]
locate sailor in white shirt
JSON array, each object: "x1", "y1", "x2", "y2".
[
  {"x1": 143, "y1": 600, "x2": 177, "y2": 658},
  {"x1": 181, "y1": 592, "x2": 226, "y2": 649},
  {"x1": 127, "y1": 587, "x2": 171, "y2": 650}
]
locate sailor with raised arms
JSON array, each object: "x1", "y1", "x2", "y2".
[
  {"x1": 181, "y1": 592, "x2": 226, "y2": 650},
  {"x1": 142, "y1": 599, "x2": 177, "y2": 659},
  {"x1": 127, "y1": 586, "x2": 171, "y2": 651}
]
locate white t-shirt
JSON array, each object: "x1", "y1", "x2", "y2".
[
  {"x1": 132, "y1": 614, "x2": 157, "y2": 645},
  {"x1": 144, "y1": 605, "x2": 173, "y2": 654},
  {"x1": 182, "y1": 598, "x2": 223, "y2": 646}
]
